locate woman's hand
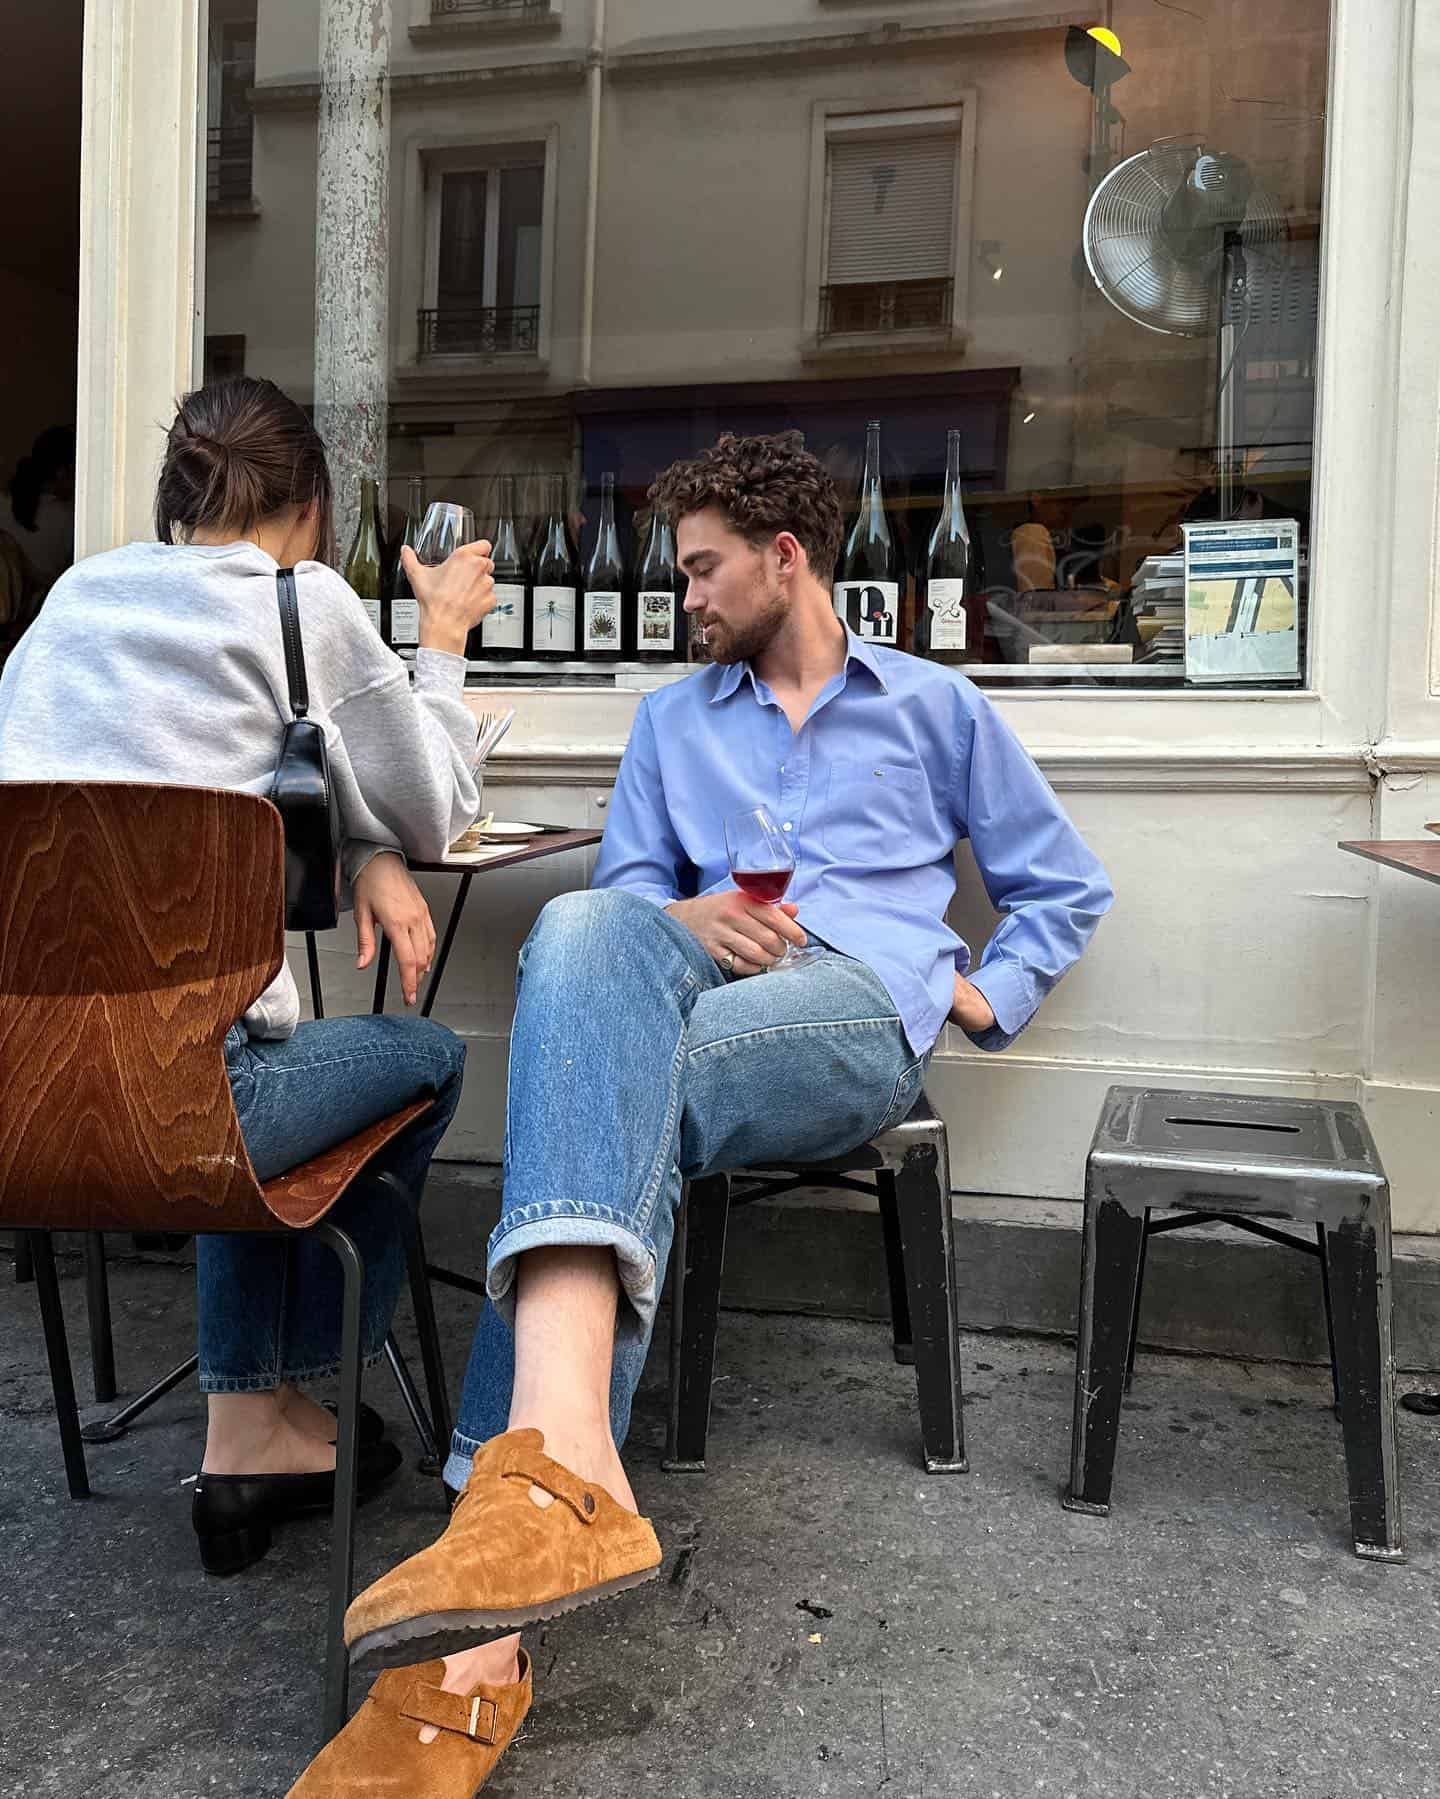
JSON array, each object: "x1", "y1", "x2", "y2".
[
  {"x1": 403, "y1": 538, "x2": 496, "y2": 658},
  {"x1": 353, "y1": 852, "x2": 437, "y2": 1006},
  {"x1": 666, "y1": 893, "x2": 807, "y2": 977}
]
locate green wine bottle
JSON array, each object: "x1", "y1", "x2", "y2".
[
  {"x1": 388, "y1": 474, "x2": 424, "y2": 650},
  {"x1": 343, "y1": 476, "x2": 385, "y2": 638}
]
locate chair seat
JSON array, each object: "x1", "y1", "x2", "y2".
[
  {"x1": 1089, "y1": 1086, "x2": 1385, "y2": 1223},
  {"x1": 264, "y1": 1098, "x2": 434, "y2": 1229}
]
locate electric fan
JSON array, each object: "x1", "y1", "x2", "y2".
[{"x1": 1082, "y1": 141, "x2": 1289, "y2": 512}]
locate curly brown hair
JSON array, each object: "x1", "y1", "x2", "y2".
[{"x1": 648, "y1": 431, "x2": 844, "y2": 586}]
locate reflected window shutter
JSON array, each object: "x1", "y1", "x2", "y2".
[{"x1": 826, "y1": 134, "x2": 958, "y2": 285}]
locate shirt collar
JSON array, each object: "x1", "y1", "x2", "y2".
[{"x1": 707, "y1": 628, "x2": 889, "y2": 704}]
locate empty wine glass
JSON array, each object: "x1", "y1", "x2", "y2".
[
  {"x1": 723, "y1": 805, "x2": 819, "y2": 972},
  {"x1": 416, "y1": 501, "x2": 476, "y2": 565}
]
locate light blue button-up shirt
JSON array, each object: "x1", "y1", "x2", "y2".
[{"x1": 592, "y1": 632, "x2": 1113, "y2": 1056}]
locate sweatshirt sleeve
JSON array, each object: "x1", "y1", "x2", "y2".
[
  {"x1": 328, "y1": 648, "x2": 483, "y2": 865},
  {"x1": 293, "y1": 562, "x2": 482, "y2": 864}
]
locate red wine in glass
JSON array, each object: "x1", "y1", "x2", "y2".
[
  {"x1": 723, "y1": 806, "x2": 819, "y2": 971},
  {"x1": 732, "y1": 867, "x2": 793, "y2": 905}
]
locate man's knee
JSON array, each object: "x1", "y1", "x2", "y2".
[{"x1": 526, "y1": 887, "x2": 658, "y2": 957}]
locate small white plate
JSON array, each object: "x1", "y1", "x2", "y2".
[{"x1": 475, "y1": 821, "x2": 542, "y2": 840}]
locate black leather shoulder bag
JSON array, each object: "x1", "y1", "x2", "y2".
[{"x1": 270, "y1": 567, "x2": 342, "y2": 932}]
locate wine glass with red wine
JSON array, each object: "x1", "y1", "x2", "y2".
[{"x1": 723, "y1": 805, "x2": 820, "y2": 972}]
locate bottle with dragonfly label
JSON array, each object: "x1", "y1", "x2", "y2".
[
  {"x1": 914, "y1": 429, "x2": 971, "y2": 666},
  {"x1": 530, "y1": 472, "x2": 579, "y2": 661},
  {"x1": 633, "y1": 507, "x2": 679, "y2": 662},
  {"x1": 474, "y1": 473, "x2": 529, "y2": 662},
  {"x1": 833, "y1": 420, "x2": 901, "y2": 648},
  {"x1": 387, "y1": 474, "x2": 424, "y2": 651},
  {"x1": 582, "y1": 471, "x2": 624, "y2": 662},
  {"x1": 343, "y1": 476, "x2": 385, "y2": 638}
]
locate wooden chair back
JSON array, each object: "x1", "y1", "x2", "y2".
[{"x1": 0, "y1": 783, "x2": 286, "y2": 1234}]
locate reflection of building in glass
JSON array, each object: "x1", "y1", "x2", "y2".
[{"x1": 205, "y1": 0, "x2": 1327, "y2": 675}]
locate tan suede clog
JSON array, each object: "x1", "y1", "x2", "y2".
[
  {"x1": 345, "y1": 1429, "x2": 662, "y2": 1670},
  {"x1": 286, "y1": 1651, "x2": 532, "y2": 1797}
]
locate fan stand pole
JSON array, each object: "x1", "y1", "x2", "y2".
[{"x1": 1216, "y1": 231, "x2": 1247, "y2": 521}]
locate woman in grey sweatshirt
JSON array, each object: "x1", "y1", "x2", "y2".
[{"x1": 0, "y1": 376, "x2": 497, "y2": 1573}]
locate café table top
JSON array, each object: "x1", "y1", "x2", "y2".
[
  {"x1": 410, "y1": 826, "x2": 603, "y2": 876},
  {"x1": 1338, "y1": 840, "x2": 1440, "y2": 888}
]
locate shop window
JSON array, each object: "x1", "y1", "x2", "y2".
[
  {"x1": 206, "y1": 10, "x2": 256, "y2": 213},
  {"x1": 821, "y1": 110, "x2": 963, "y2": 339},
  {"x1": 420, "y1": 155, "x2": 546, "y2": 358}
]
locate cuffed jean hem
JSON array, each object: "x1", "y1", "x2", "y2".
[
  {"x1": 197, "y1": 1345, "x2": 387, "y2": 1396},
  {"x1": 486, "y1": 1207, "x2": 661, "y2": 1339},
  {"x1": 443, "y1": 1436, "x2": 484, "y2": 1492}
]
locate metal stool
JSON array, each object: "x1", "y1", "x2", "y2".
[
  {"x1": 1064, "y1": 1085, "x2": 1403, "y2": 1562},
  {"x1": 663, "y1": 1093, "x2": 966, "y2": 1477}
]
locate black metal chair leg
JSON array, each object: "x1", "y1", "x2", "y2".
[
  {"x1": 888, "y1": 1138, "x2": 966, "y2": 1474},
  {"x1": 876, "y1": 1176, "x2": 914, "y2": 1367},
  {"x1": 1319, "y1": 1209, "x2": 1404, "y2": 1561},
  {"x1": 314, "y1": 1220, "x2": 364, "y2": 1743},
  {"x1": 1316, "y1": 1224, "x2": 1342, "y2": 1412},
  {"x1": 383, "y1": 1336, "x2": 441, "y2": 1470},
  {"x1": 83, "y1": 1233, "x2": 117, "y2": 1405},
  {"x1": 15, "y1": 1232, "x2": 34, "y2": 1282},
  {"x1": 663, "y1": 1174, "x2": 730, "y2": 1473},
  {"x1": 1064, "y1": 1185, "x2": 1148, "y2": 1517},
  {"x1": 82, "y1": 1353, "x2": 198, "y2": 1443},
  {"x1": 1123, "y1": 1208, "x2": 1151, "y2": 1393},
  {"x1": 29, "y1": 1232, "x2": 90, "y2": 1500},
  {"x1": 400, "y1": 1204, "x2": 451, "y2": 1469}
]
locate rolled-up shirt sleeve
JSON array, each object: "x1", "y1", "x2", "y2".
[
  {"x1": 953, "y1": 692, "x2": 1114, "y2": 1052},
  {"x1": 593, "y1": 698, "x2": 691, "y2": 905}
]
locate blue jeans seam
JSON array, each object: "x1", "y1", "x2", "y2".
[
  {"x1": 629, "y1": 970, "x2": 697, "y2": 1239},
  {"x1": 688, "y1": 1013, "x2": 901, "y2": 1060}
]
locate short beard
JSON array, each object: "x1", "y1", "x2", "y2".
[{"x1": 705, "y1": 577, "x2": 788, "y2": 665}]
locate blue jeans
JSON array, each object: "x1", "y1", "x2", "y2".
[
  {"x1": 445, "y1": 889, "x2": 926, "y2": 1487},
  {"x1": 197, "y1": 1014, "x2": 466, "y2": 1392}
]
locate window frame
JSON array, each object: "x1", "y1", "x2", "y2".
[
  {"x1": 803, "y1": 96, "x2": 978, "y2": 355},
  {"x1": 394, "y1": 126, "x2": 558, "y2": 378}
]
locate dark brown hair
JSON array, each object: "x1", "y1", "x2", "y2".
[
  {"x1": 648, "y1": 431, "x2": 844, "y2": 586},
  {"x1": 155, "y1": 377, "x2": 336, "y2": 565}
]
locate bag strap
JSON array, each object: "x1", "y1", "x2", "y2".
[{"x1": 276, "y1": 568, "x2": 310, "y2": 720}]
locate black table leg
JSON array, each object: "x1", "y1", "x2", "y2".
[
  {"x1": 421, "y1": 873, "x2": 474, "y2": 1019},
  {"x1": 370, "y1": 936, "x2": 392, "y2": 1015},
  {"x1": 306, "y1": 932, "x2": 325, "y2": 1020}
]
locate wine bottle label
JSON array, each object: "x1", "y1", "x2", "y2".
[
  {"x1": 390, "y1": 597, "x2": 419, "y2": 647},
  {"x1": 482, "y1": 582, "x2": 526, "y2": 650},
  {"x1": 532, "y1": 585, "x2": 577, "y2": 653},
  {"x1": 361, "y1": 597, "x2": 382, "y2": 635},
  {"x1": 583, "y1": 590, "x2": 622, "y2": 652},
  {"x1": 926, "y1": 579, "x2": 968, "y2": 651},
  {"x1": 832, "y1": 580, "x2": 900, "y2": 645},
  {"x1": 637, "y1": 590, "x2": 677, "y2": 653}
]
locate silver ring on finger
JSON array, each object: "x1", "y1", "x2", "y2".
[{"x1": 720, "y1": 951, "x2": 736, "y2": 977}]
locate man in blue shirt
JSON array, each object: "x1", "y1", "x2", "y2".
[{"x1": 337, "y1": 435, "x2": 1112, "y2": 1778}]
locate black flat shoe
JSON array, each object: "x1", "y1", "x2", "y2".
[
  {"x1": 192, "y1": 1438, "x2": 404, "y2": 1577},
  {"x1": 322, "y1": 1400, "x2": 389, "y2": 1448}
]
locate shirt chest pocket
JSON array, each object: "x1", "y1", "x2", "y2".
[{"x1": 821, "y1": 758, "x2": 929, "y2": 863}]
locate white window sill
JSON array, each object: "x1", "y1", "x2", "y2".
[
  {"x1": 394, "y1": 353, "x2": 549, "y2": 383},
  {"x1": 801, "y1": 327, "x2": 967, "y2": 362},
  {"x1": 410, "y1": 4, "x2": 562, "y2": 44}
]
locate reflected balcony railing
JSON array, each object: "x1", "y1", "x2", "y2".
[
  {"x1": 819, "y1": 278, "x2": 954, "y2": 337},
  {"x1": 418, "y1": 305, "x2": 543, "y2": 358},
  {"x1": 429, "y1": 0, "x2": 553, "y2": 17},
  {"x1": 207, "y1": 124, "x2": 254, "y2": 209}
]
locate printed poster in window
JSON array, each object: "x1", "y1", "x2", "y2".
[{"x1": 1182, "y1": 520, "x2": 1300, "y2": 685}]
